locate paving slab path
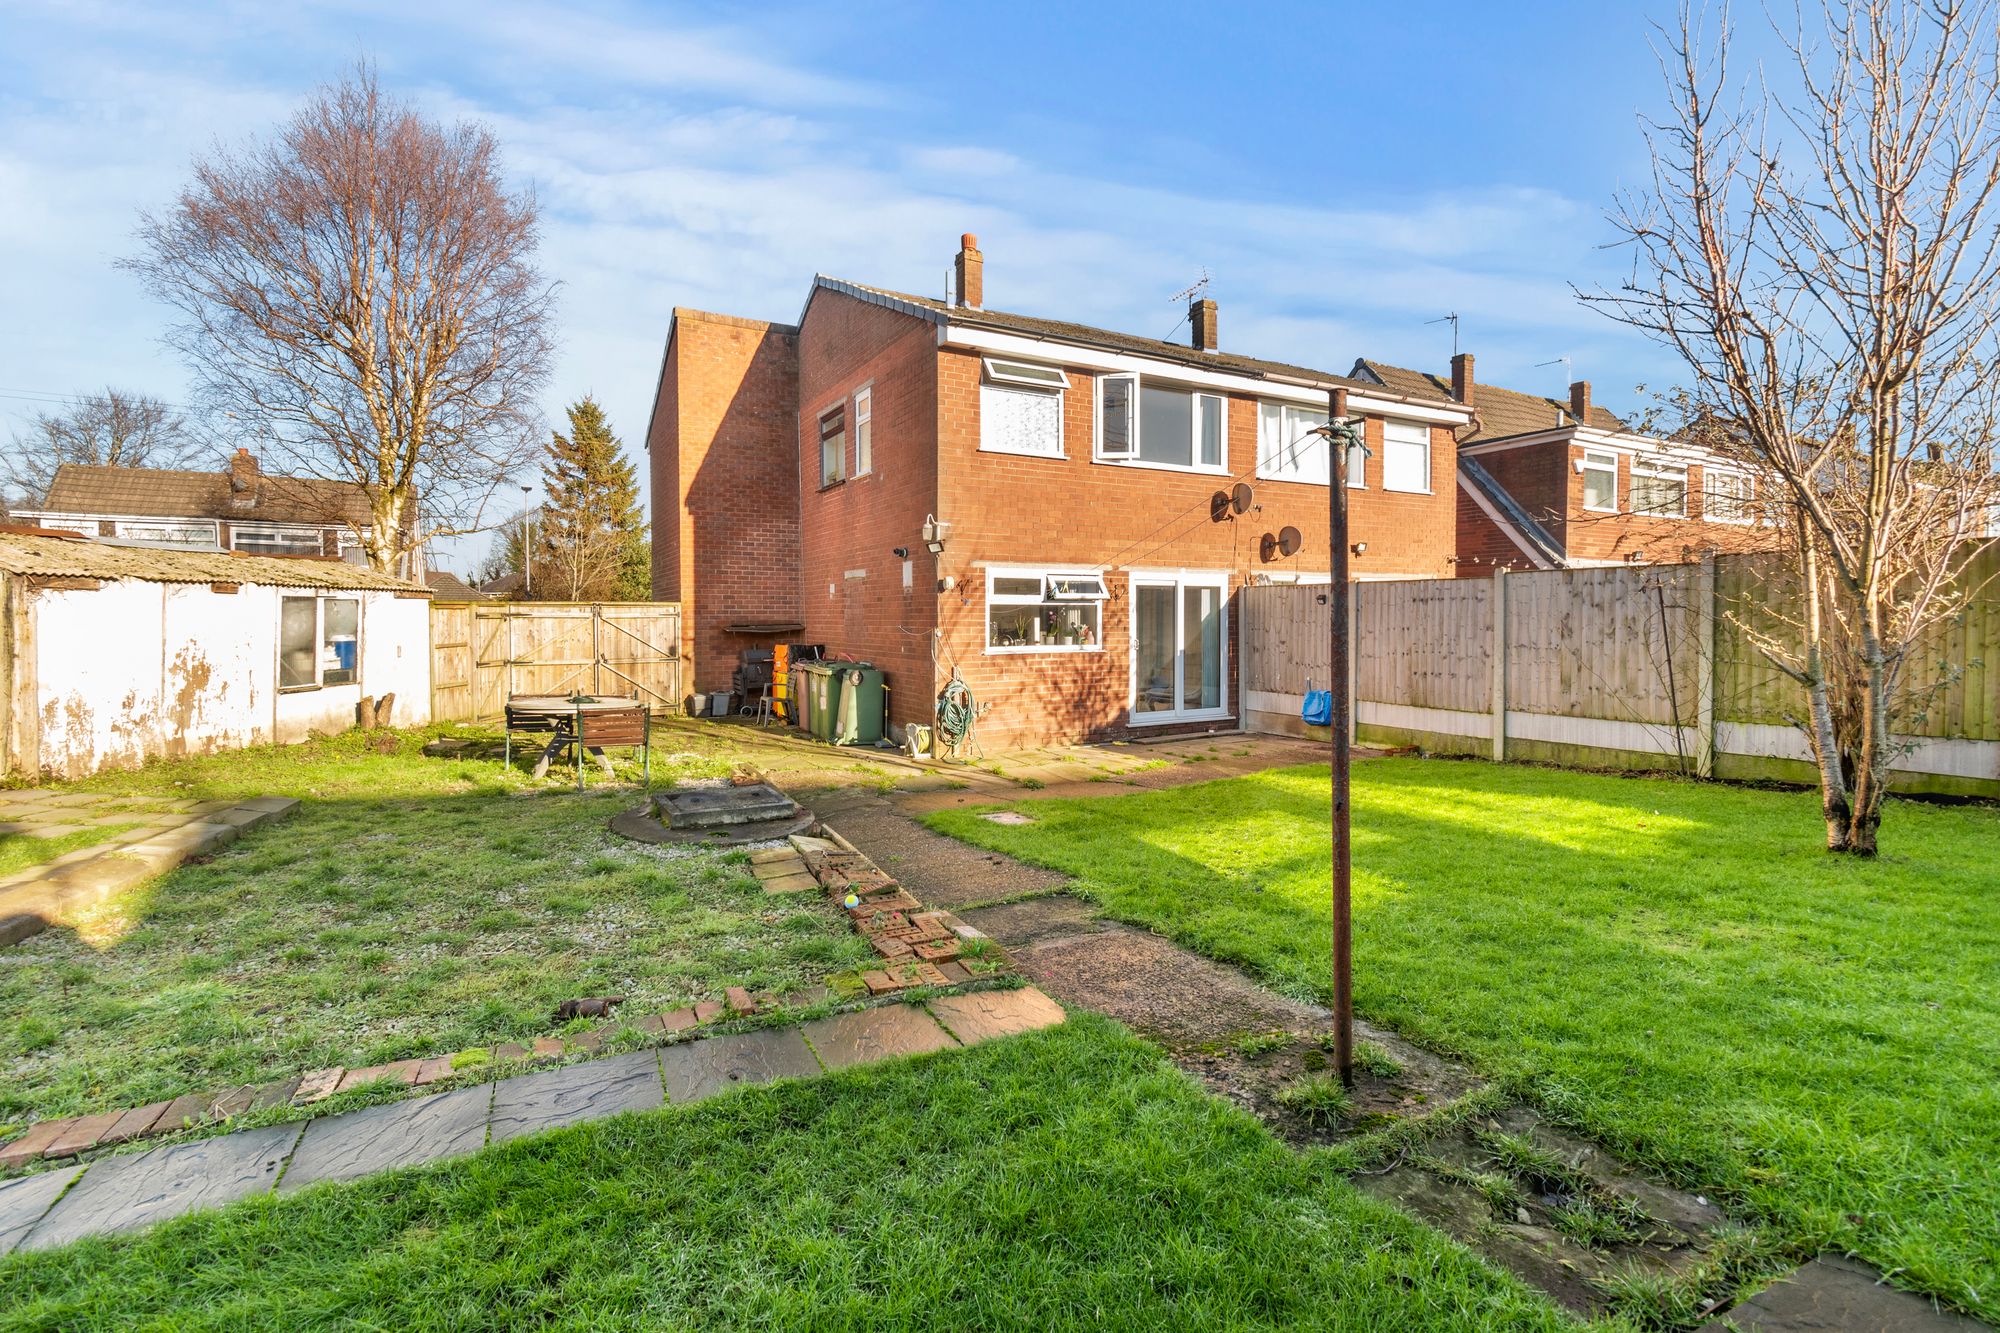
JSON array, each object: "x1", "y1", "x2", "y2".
[{"x1": 0, "y1": 988, "x2": 1065, "y2": 1255}]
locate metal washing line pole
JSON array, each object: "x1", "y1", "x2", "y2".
[{"x1": 1326, "y1": 387, "x2": 1356, "y2": 1088}]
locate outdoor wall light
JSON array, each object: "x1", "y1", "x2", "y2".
[
  {"x1": 1350, "y1": 541, "x2": 1368, "y2": 556},
  {"x1": 921, "y1": 514, "x2": 951, "y2": 555}
]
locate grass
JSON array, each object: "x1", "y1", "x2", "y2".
[
  {"x1": 0, "y1": 729, "x2": 874, "y2": 1129},
  {"x1": 0, "y1": 1016, "x2": 1571, "y2": 1332},
  {"x1": 1276, "y1": 1073, "x2": 1355, "y2": 1125},
  {"x1": 0, "y1": 826, "x2": 136, "y2": 880},
  {"x1": 927, "y1": 758, "x2": 2000, "y2": 1317}
]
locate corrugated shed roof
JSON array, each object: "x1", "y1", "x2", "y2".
[
  {"x1": 39, "y1": 463, "x2": 372, "y2": 527},
  {"x1": 0, "y1": 532, "x2": 426, "y2": 592},
  {"x1": 818, "y1": 277, "x2": 1391, "y2": 395},
  {"x1": 1351, "y1": 359, "x2": 1628, "y2": 440}
]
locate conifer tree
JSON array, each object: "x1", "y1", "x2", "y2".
[{"x1": 535, "y1": 396, "x2": 649, "y2": 600}]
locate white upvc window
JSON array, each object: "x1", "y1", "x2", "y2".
[
  {"x1": 853, "y1": 386, "x2": 873, "y2": 476},
  {"x1": 979, "y1": 359, "x2": 1067, "y2": 458},
  {"x1": 818, "y1": 405, "x2": 846, "y2": 488},
  {"x1": 1632, "y1": 457, "x2": 1690, "y2": 517},
  {"x1": 1095, "y1": 373, "x2": 1226, "y2": 472},
  {"x1": 116, "y1": 519, "x2": 218, "y2": 546},
  {"x1": 1580, "y1": 448, "x2": 1619, "y2": 512},
  {"x1": 1703, "y1": 468, "x2": 1755, "y2": 523},
  {"x1": 278, "y1": 595, "x2": 359, "y2": 691},
  {"x1": 1255, "y1": 401, "x2": 1365, "y2": 487},
  {"x1": 233, "y1": 524, "x2": 324, "y2": 555},
  {"x1": 985, "y1": 566, "x2": 1105, "y2": 653},
  {"x1": 1381, "y1": 418, "x2": 1431, "y2": 493}
]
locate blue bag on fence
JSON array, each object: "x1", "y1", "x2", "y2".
[{"x1": 1301, "y1": 689, "x2": 1333, "y2": 727}]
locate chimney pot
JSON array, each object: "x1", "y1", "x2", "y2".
[
  {"x1": 1451, "y1": 352, "x2": 1476, "y2": 407},
  {"x1": 228, "y1": 448, "x2": 260, "y2": 503},
  {"x1": 1569, "y1": 380, "x2": 1592, "y2": 425},
  {"x1": 1190, "y1": 298, "x2": 1218, "y2": 352},
  {"x1": 954, "y1": 233, "x2": 984, "y2": 310}
]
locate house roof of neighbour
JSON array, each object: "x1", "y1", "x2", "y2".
[
  {"x1": 478, "y1": 572, "x2": 524, "y2": 598},
  {"x1": 1350, "y1": 359, "x2": 1630, "y2": 441},
  {"x1": 424, "y1": 571, "x2": 489, "y2": 601},
  {"x1": 813, "y1": 277, "x2": 1400, "y2": 399},
  {"x1": 35, "y1": 461, "x2": 373, "y2": 528},
  {"x1": 1456, "y1": 457, "x2": 1563, "y2": 568},
  {"x1": 0, "y1": 530, "x2": 426, "y2": 592}
]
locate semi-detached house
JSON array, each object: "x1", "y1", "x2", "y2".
[{"x1": 646, "y1": 234, "x2": 1474, "y2": 749}]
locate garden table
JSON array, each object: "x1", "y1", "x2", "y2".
[{"x1": 503, "y1": 695, "x2": 649, "y2": 785}]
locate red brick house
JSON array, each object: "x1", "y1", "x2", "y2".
[
  {"x1": 1350, "y1": 356, "x2": 1781, "y2": 575},
  {"x1": 647, "y1": 234, "x2": 1474, "y2": 747}
]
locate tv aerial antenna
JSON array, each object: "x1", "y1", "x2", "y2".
[
  {"x1": 1169, "y1": 268, "x2": 1212, "y2": 306},
  {"x1": 1426, "y1": 312, "x2": 1461, "y2": 357}
]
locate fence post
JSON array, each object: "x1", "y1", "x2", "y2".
[
  {"x1": 1695, "y1": 556, "x2": 1717, "y2": 778},
  {"x1": 1347, "y1": 582, "x2": 1359, "y2": 745},
  {"x1": 1491, "y1": 567, "x2": 1507, "y2": 762}
]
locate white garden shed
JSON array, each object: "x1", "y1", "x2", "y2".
[{"x1": 0, "y1": 530, "x2": 432, "y2": 779}]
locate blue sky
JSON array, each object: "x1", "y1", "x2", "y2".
[{"x1": 2, "y1": 0, "x2": 1696, "y2": 571}]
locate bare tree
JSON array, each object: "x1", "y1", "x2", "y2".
[
  {"x1": 1592, "y1": 1, "x2": 2000, "y2": 854},
  {"x1": 123, "y1": 63, "x2": 556, "y2": 575},
  {"x1": 4, "y1": 389, "x2": 211, "y2": 507}
]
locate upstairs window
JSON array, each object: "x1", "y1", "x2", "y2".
[
  {"x1": 980, "y1": 359, "x2": 1067, "y2": 458},
  {"x1": 234, "y1": 525, "x2": 323, "y2": 555},
  {"x1": 818, "y1": 405, "x2": 846, "y2": 488},
  {"x1": 1096, "y1": 374, "x2": 1224, "y2": 471},
  {"x1": 986, "y1": 567, "x2": 1104, "y2": 652},
  {"x1": 1381, "y1": 419, "x2": 1431, "y2": 493},
  {"x1": 1703, "y1": 468, "x2": 1754, "y2": 523},
  {"x1": 1581, "y1": 448, "x2": 1619, "y2": 511},
  {"x1": 1632, "y1": 457, "x2": 1689, "y2": 517},
  {"x1": 1256, "y1": 401, "x2": 1365, "y2": 486},
  {"x1": 853, "y1": 387, "x2": 873, "y2": 476}
]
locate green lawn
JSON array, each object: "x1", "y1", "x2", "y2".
[
  {"x1": 927, "y1": 759, "x2": 2000, "y2": 1319},
  {"x1": 0, "y1": 1015, "x2": 1569, "y2": 1332},
  {"x1": 0, "y1": 730, "x2": 873, "y2": 1129}
]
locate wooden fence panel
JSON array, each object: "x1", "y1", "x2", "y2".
[
  {"x1": 1504, "y1": 565, "x2": 1700, "y2": 726},
  {"x1": 1241, "y1": 584, "x2": 1331, "y2": 697},
  {"x1": 1355, "y1": 579, "x2": 1491, "y2": 712},
  {"x1": 430, "y1": 601, "x2": 683, "y2": 722}
]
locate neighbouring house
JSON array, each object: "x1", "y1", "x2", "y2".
[
  {"x1": 0, "y1": 529, "x2": 431, "y2": 779},
  {"x1": 11, "y1": 448, "x2": 424, "y2": 577},
  {"x1": 647, "y1": 233, "x2": 1475, "y2": 748},
  {"x1": 424, "y1": 570, "x2": 489, "y2": 601},
  {"x1": 477, "y1": 572, "x2": 524, "y2": 600},
  {"x1": 1349, "y1": 356, "x2": 1783, "y2": 575}
]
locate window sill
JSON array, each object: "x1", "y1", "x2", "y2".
[
  {"x1": 1383, "y1": 486, "x2": 1434, "y2": 496},
  {"x1": 1581, "y1": 503, "x2": 1620, "y2": 514},
  {"x1": 985, "y1": 644, "x2": 1104, "y2": 656},
  {"x1": 1093, "y1": 456, "x2": 1229, "y2": 477},
  {"x1": 1254, "y1": 471, "x2": 1367, "y2": 490},
  {"x1": 817, "y1": 478, "x2": 846, "y2": 493},
  {"x1": 278, "y1": 684, "x2": 322, "y2": 695},
  {"x1": 1129, "y1": 708, "x2": 1234, "y2": 727},
  {"x1": 978, "y1": 445, "x2": 1066, "y2": 460},
  {"x1": 1705, "y1": 516, "x2": 1755, "y2": 526}
]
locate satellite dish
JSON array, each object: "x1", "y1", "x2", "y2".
[
  {"x1": 1259, "y1": 532, "x2": 1279, "y2": 562},
  {"x1": 1278, "y1": 525, "x2": 1303, "y2": 557},
  {"x1": 1209, "y1": 490, "x2": 1233, "y2": 523},
  {"x1": 1231, "y1": 482, "x2": 1255, "y2": 514}
]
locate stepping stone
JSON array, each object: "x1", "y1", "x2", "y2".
[
  {"x1": 100, "y1": 1100, "x2": 172, "y2": 1147},
  {"x1": 801, "y1": 1004, "x2": 958, "y2": 1072},
  {"x1": 927, "y1": 988, "x2": 1067, "y2": 1045},
  {"x1": 1697, "y1": 1254, "x2": 1987, "y2": 1332},
  {"x1": 22, "y1": 1121, "x2": 302, "y2": 1251},
  {"x1": 760, "y1": 872, "x2": 818, "y2": 894},
  {"x1": 45, "y1": 1111, "x2": 124, "y2": 1158},
  {"x1": 0, "y1": 1165, "x2": 82, "y2": 1255},
  {"x1": 0, "y1": 1119, "x2": 76, "y2": 1169},
  {"x1": 658, "y1": 1028, "x2": 821, "y2": 1104},
  {"x1": 280, "y1": 1082, "x2": 493, "y2": 1191},
  {"x1": 488, "y1": 1050, "x2": 662, "y2": 1146}
]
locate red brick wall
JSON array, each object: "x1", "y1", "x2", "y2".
[
  {"x1": 646, "y1": 309, "x2": 802, "y2": 692},
  {"x1": 793, "y1": 293, "x2": 942, "y2": 733},
  {"x1": 931, "y1": 346, "x2": 1459, "y2": 747}
]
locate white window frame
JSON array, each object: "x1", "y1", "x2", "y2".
[
  {"x1": 979, "y1": 360, "x2": 1067, "y2": 459},
  {"x1": 852, "y1": 386, "x2": 873, "y2": 477},
  {"x1": 232, "y1": 524, "x2": 325, "y2": 555},
  {"x1": 1126, "y1": 568, "x2": 1231, "y2": 725},
  {"x1": 984, "y1": 564, "x2": 1106, "y2": 655},
  {"x1": 1256, "y1": 401, "x2": 1364, "y2": 488},
  {"x1": 115, "y1": 519, "x2": 219, "y2": 546},
  {"x1": 817, "y1": 404, "x2": 846, "y2": 488},
  {"x1": 278, "y1": 594, "x2": 361, "y2": 692},
  {"x1": 1580, "y1": 448, "x2": 1620, "y2": 513},
  {"x1": 1094, "y1": 373, "x2": 1228, "y2": 475},
  {"x1": 1702, "y1": 467, "x2": 1755, "y2": 524},
  {"x1": 1632, "y1": 457, "x2": 1690, "y2": 518},
  {"x1": 1380, "y1": 418, "x2": 1432, "y2": 494}
]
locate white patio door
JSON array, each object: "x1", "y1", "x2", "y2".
[{"x1": 1130, "y1": 572, "x2": 1228, "y2": 724}]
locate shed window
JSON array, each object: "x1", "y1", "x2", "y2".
[
  {"x1": 987, "y1": 567, "x2": 1104, "y2": 652},
  {"x1": 280, "y1": 596, "x2": 360, "y2": 690}
]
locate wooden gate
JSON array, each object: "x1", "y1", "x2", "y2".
[{"x1": 430, "y1": 601, "x2": 682, "y2": 722}]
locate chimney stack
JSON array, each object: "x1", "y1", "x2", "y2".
[
  {"x1": 1189, "y1": 298, "x2": 1218, "y2": 352},
  {"x1": 1569, "y1": 380, "x2": 1592, "y2": 425},
  {"x1": 1450, "y1": 352, "x2": 1476, "y2": 407},
  {"x1": 228, "y1": 447, "x2": 260, "y2": 505},
  {"x1": 954, "y1": 233, "x2": 983, "y2": 310}
]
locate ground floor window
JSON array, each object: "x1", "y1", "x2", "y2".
[
  {"x1": 986, "y1": 567, "x2": 1105, "y2": 651},
  {"x1": 279, "y1": 596, "x2": 359, "y2": 689},
  {"x1": 1130, "y1": 571, "x2": 1228, "y2": 722}
]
